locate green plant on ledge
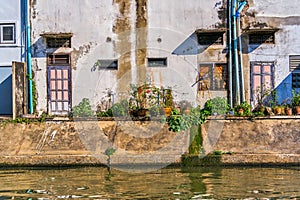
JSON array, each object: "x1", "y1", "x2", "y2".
[
  {"x1": 72, "y1": 98, "x2": 94, "y2": 117},
  {"x1": 292, "y1": 90, "x2": 300, "y2": 107},
  {"x1": 203, "y1": 97, "x2": 230, "y2": 115},
  {"x1": 234, "y1": 101, "x2": 252, "y2": 116},
  {"x1": 166, "y1": 106, "x2": 207, "y2": 132},
  {"x1": 110, "y1": 100, "x2": 129, "y2": 117}
]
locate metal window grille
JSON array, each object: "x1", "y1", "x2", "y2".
[
  {"x1": 290, "y1": 55, "x2": 300, "y2": 89},
  {"x1": 48, "y1": 54, "x2": 70, "y2": 65},
  {"x1": 197, "y1": 32, "x2": 224, "y2": 45},
  {"x1": 46, "y1": 37, "x2": 71, "y2": 48},
  {"x1": 249, "y1": 32, "x2": 275, "y2": 44},
  {"x1": 292, "y1": 73, "x2": 300, "y2": 89}
]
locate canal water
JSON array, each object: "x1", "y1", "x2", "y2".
[{"x1": 0, "y1": 166, "x2": 299, "y2": 199}]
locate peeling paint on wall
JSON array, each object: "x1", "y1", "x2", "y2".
[
  {"x1": 72, "y1": 44, "x2": 93, "y2": 70},
  {"x1": 215, "y1": 0, "x2": 227, "y2": 28}
]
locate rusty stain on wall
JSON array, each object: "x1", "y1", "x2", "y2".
[
  {"x1": 135, "y1": 0, "x2": 147, "y2": 84},
  {"x1": 113, "y1": 0, "x2": 132, "y2": 93}
]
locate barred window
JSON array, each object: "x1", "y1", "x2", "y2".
[
  {"x1": 48, "y1": 54, "x2": 70, "y2": 65},
  {"x1": 290, "y1": 55, "x2": 300, "y2": 89},
  {"x1": 197, "y1": 32, "x2": 224, "y2": 46},
  {"x1": 198, "y1": 63, "x2": 227, "y2": 91},
  {"x1": 249, "y1": 32, "x2": 275, "y2": 44},
  {"x1": 46, "y1": 37, "x2": 71, "y2": 48}
]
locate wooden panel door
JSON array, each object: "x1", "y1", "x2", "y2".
[{"x1": 48, "y1": 66, "x2": 71, "y2": 115}]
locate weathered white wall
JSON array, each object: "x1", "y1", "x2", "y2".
[
  {"x1": 31, "y1": 0, "x2": 226, "y2": 112},
  {"x1": 31, "y1": 0, "x2": 300, "y2": 114},
  {"x1": 243, "y1": 0, "x2": 300, "y2": 104},
  {"x1": 31, "y1": 0, "x2": 118, "y2": 111}
]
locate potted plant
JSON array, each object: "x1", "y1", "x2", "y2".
[
  {"x1": 285, "y1": 105, "x2": 293, "y2": 116},
  {"x1": 163, "y1": 88, "x2": 173, "y2": 116},
  {"x1": 234, "y1": 101, "x2": 252, "y2": 116},
  {"x1": 292, "y1": 90, "x2": 300, "y2": 115},
  {"x1": 273, "y1": 105, "x2": 283, "y2": 115}
]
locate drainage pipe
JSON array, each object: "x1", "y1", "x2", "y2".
[
  {"x1": 236, "y1": 1, "x2": 247, "y2": 103},
  {"x1": 232, "y1": 0, "x2": 240, "y2": 106},
  {"x1": 25, "y1": 0, "x2": 33, "y2": 114},
  {"x1": 228, "y1": 0, "x2": 233, "y2": 108}
]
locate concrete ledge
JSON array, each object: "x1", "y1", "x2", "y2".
[
  {"x1": 0, "y1": 155, "x2": 103, "y2": 167},
  {"x1": 1, "y1": 154, "x2": 300, "y2": 167},
  {"x1": 181, "y1": 154, "x2": 300, "y2": 167}
]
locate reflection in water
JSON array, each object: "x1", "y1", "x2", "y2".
[{"x1": 0, "y1": 166, "x2": 299, "y2": 199}]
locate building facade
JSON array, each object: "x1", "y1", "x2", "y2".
[
  {"x1": 0, "y1": 0, "x2": 27, "y2": 115},
  {"x1": 30, "y1": 0, "x2": 300, "y2": 115}
]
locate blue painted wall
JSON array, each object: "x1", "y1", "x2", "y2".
[
  {"x1": 0, "y1": 0, "x2": 25, "y2": 115},
  {"x1": 0, "y1": 67, "x2": 12, "y2": 115}
]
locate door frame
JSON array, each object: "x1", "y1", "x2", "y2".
[{"x1": 47, "y1": 54, "x2": 72, "y2": 115}]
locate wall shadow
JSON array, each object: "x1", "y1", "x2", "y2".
[
  {"x1": 0, "y1": 75, "x2": 12, "y2": 114},
  {"x1": 172, "y1": 32, "x2": 207, "y2": 55},
  {"x1": 31, "y1": 37, "x2": 48, "y2": 58},
  {"x1": 275, "y1": 73, "x2": 292, "y2": 105}
]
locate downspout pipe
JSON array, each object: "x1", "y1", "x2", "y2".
[
  {"x1": 236, "y1": 1, "x2": 247, "y2": 103},
  {"x1": 236, "y1": 1, "x2": 247, "y2": 16},
  {"x1": 232, "y1": 0, "x2": 240, "y2": 106},
  {"x1": 228, "y1": 0, "x2": 233, "y2": 108},
  {"x1": 25, "y1": 0, "x2": 33, "y2": 114}
]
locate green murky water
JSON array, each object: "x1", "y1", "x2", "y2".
[{"x1": 0, "y1": 166, "x2": 299, "y2": 199}]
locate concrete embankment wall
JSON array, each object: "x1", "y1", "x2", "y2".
[
  {"x1": 1, "y1": 118, "x2": 300, "y2": 166},
  {"x1": 0, "y1": 120, "x2": 189, "y2": 166},
  {"x1": 196, "y1": 117, "x2": 300, "y2": 166}
]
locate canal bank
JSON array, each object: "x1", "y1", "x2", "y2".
[{"x1": 0, "y1": 117, "x2": 300, "y2": 167}]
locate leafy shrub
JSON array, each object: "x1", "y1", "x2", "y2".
[
  {"x1": 111, "y1": 101, "x2": 128, "y2": 117},
  {"x1": 167, "y1": 106, "x2": 207, "y2": 132},
  {"x1": 204, "y1": 97, "x2": 230, "y2": 115},
  {"x1": 72, "y1": 98, "x2": 94, "y2": 117},
  {"x1": 96, "y1": 109, "x2": 113, "y2": 117}
]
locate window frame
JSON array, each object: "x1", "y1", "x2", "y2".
[
  {"x1": 147, "y1": 58, "x2": 168, "y2": 67},
  {"x1": 198, "y1": 63, "x2": 228, "y2": 91},
  {"x1": 248, "y1": 31, "x2": 275, "y2": 45},
  {"x1": 93, "y1": 59, "x2": 118, "y2": 70},
  {"x1": 289, "y1": 55, "x2": 300, "y2": 89},
  {"x1": 197, "y1": 31, "x2": 225, "y2": 46},
  {"x1": 0, "y1": 23, "x2": 15, "y2": 44},
  {"x1": 250, "y1": 62, "x2": 274, "y2": 104},
  {"x1": 47, "y1": 54, "x2": 70, "y2": 66},
  {"x1": 46, "y1": 37, "x2": 71, "y2": 48}
]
